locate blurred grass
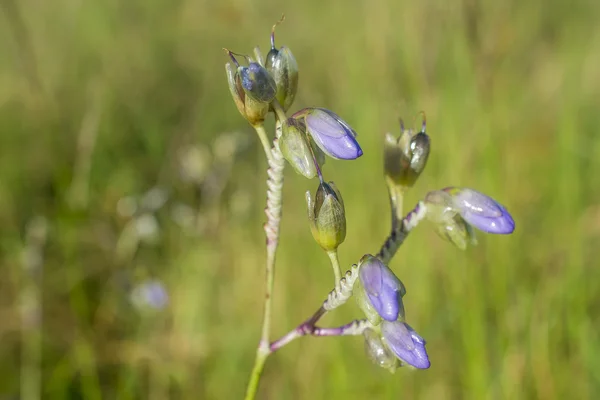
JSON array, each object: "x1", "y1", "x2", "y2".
[{"x1": 1, "y1": 0, "x2": 600, "y2": 398}]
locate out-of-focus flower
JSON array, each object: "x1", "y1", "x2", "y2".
[
  {"x1": 135, "y1": 213, "x2": 160, "y2": 243},
  {"x1": 117, "y1": 196, "x2": 138, "y2": 218},
  {"x1": 178, "y1": 145, "x2": 212, "y2": 184},
  {"x1": 292, "y1": 108, "x2": 363, "y2": 160},
  {"x1": 306, "y1": 181, "x2": 346, "y2": 251},
  {"x1": 141, "y1": 187, "x2": 169, "y2": 212},
  {"x1": 384, "y1": 116, "x2": 430, "y2": 189},
  {"x1": 444, "y1": 187, "x2": 515, "y2": 234},
  {"x1": 381, "y1": 320, "x2": 430, "y2": 369},
  {"x1": 130, "y1": 280, "x2": 169, "y2": 310},
  {"x1": 355, "y1": 255, "x2": 406, "y2": 324}
]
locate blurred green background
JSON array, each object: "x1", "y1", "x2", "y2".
[{"x1": 1, "y1": 0, "x2": 599, "y2": 398}]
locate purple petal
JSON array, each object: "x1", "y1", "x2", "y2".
[
  {"x1": 305, "y1": 109, "x2": 363, "y2": 160},
  {"x1": 131, "y1": 280, "x2": 169, "y2": 310},
  {"x1": 462, "y1": 204, "x2": 515, "y2": 234},
  {"x1": 359, "y1": 255, "x2": 405, "y2": 321},
  {"x1": 447, "y1": 188, "x2": 515, "y2": 234},
  {"x1": 381, "y1": 321, "x2": 430, "y2": 369}
]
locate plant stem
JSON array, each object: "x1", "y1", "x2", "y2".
[
  {"x1": 386, "y1": 177, "x2": 405, "y2": 231},
  {"x1": 271, "y1": 100, "x2": 288, "y2": 126},
  {"x1": 253, "y1": 124, "x2": 273, "y2": 161},
  {"x1": 244, "y1": 350, "x2": 269, "y2": 400},
  {"x1": 377, "y1": 201, "x2": 428, "y2": 264},
  {"x1": 327, "y1": 250, "x2": 342, "y2": 292},
  {"x1": 270, "y1": 315, "x2": 368, "y2": 352},
  {"x1": 245, "y1": 109, "x2": 287, "y2": 400}
]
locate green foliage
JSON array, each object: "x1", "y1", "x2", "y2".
[{"x1": 1, "y1": 0, "x2": 600, "y2": 398}]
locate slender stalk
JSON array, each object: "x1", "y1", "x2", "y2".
[
  {"x1": 271, "y1": 100, "x2": 288, "y2": 127},
  {"x1": 245, "y1": 352, "x2": 268, "y2": 400},
  {"x1": 386, "y1": 177, "x2": 404, "y2": 231},
  {"x1": 253, "y1": 124, "x2": 273, "y2": 161},
  {"x1": 270, "y1": 317, "x2": 369, "y2": 352},
  {"x1": 327, "y1": 250, "x2": 342, "y2": 292},
  {"x1": 245, "y1": 107, "x2": 287, "y2": 400}
]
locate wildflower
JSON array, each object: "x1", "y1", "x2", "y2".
[
  {"x1": 381, "y1": 320, "x2": 430, "y2": 369},
  {"x1": 293, "y1": 108, "x2": 363, "y2": 160},
  {"x1": 355, "y1": 255, "x2": 406, "y2": 324}
]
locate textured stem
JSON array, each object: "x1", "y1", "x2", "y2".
[
  {"x1": 260, "y1": 138, "x2": 285, "y2": 345},
  {"x1": 245, "y1": 121, "x2": 286, "y2": 400},
  {"x1": 377, "y1": 201, "x2": 428, "y2": 264}
]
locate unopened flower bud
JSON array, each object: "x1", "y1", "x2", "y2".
[
  {"x1": 384, "y1": 115, "x2": 430, "y2": 188},
  {"x1": 355, "y1": 255, "x2": 406, "y2": 324},
  {"x1": 239, "y1": 62, "x2": 277, "y2": 103},
  {"x1": 444, "y1": 187, "x2": 515, "y2": 234},
  {"x1": 266, "y1": 46, "x2": 298, "y2": 111},
  {"x1": 381, "y1": 320, "x2": 430, "y2": 369},
  {"x1": 224, "y1": 50, "x2": 276, "y2": 125},
  {"x1": 293, "y1": 108, "x2": 363, "y2": 160},
  {"x1": 306, "y1": 181, "x2": 346, "y2": 251},
  {"x1": 363, "y1": 328, "x2": 399, "y2": 372},
  {"x1": 226, "y1": 62, "x2": 269, "y2": 126}
]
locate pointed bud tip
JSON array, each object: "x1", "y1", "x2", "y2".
[
  {"x1": 381, "y1": 321, "x2": 430, "y2": 369},
  {"x1": 445, "y1": 187, "x2": 516, "y2": 235}
]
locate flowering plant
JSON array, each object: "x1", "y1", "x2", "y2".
[{"x1": 224, "y1": 16, "x2": 515, "y2": 400}]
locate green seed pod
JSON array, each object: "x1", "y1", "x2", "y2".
[
  {"x1": 384, "y1": 115, "x2": 430, "y2": 189},
  {"x1": 279, "y1": 118, "x2": 318, "y2": 179},
  {"x1": 225, "y1": 62, "x2": 269, "y2": 126},
  {"x1": 265, "y1": 46, "x2": 298, "y2": 111},
  {"x1": 306, "y1": 181, "x2": 346, "y2": 251}
]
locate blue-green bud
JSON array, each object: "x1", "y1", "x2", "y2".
[{"x1": 225, "y1": 62, "x2": 269, "y2": 126}]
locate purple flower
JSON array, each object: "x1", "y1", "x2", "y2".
[
  {"x1": 357, "y1": 255, "x2": 405, "y2": 322},
  {"x1": 381, "y1": 320, "x2": 430, "y2": 369},
  {"x1": 444, "y1": 187, "x2": 515, "y2": 234},
  {"x1": 130, "y1": 280, "x2": 169, "y2": 310},
  {"x1": 293, "y1": 108, "x2": 363, "y2": 160}
]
